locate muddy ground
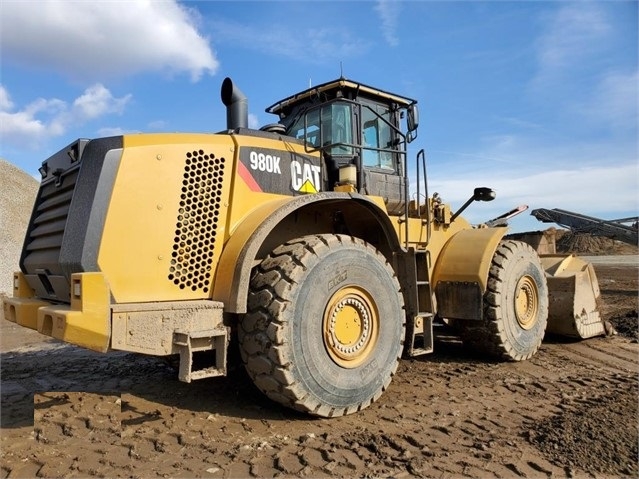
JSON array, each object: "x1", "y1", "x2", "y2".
[{"x1": 1, "y1": 262, "x2": 637, "y2": 479}]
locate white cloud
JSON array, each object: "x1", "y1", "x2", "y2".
[
  {"x1": 537, "y1": 3, "x2": 610, "y2": 67},
  {"x1": 534, "y1": 3, "x2": 610, "y2": 83},
  {"x1": 418, "y1": 162, "x2": 638, "y2": 232},
  {"x1": 0, "y1": 84, "x2": 131, "y2": 147},
  {"x1": 0, "y1": 0, "x2": 218, "y2": 82},
  {"x1": 0, "y1": 90, "x2": 66, "y2": 141},
  {"x1": 0, "y1": 86, "x2": 14, "y2": 111},
  {"x1": 73, "y1": 84, "x2": 131, "y2": 121},
  {"x1": 413, "y1": 130, "x2": 638, "y2": 232},
  {"x1": 576, "y1": 69, "x2": 639, "y2": 132},
  {"x1": 375, "y1": 0, "x2": 401, "y2": 47},
  {"x1": 486, "y1": 163, "x2": 637, "y2": 213},
  {"x1": 529, "y1": 1, "x2": 638, "y2": 132}
]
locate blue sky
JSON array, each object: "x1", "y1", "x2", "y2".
[{"x1": 1, "y1": 0, "x2": 637, "y2": 233}]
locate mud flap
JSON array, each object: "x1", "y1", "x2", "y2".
[{"x1": 541, "y1": 255, "x2": 606, "y2": 339}]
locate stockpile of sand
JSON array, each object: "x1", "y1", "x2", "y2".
[
  {"x1": 0, "y1": 159, "x2": 39, "y2": 295},
  {"x1": 555, "y1": 229, "x2": 638, "y2": 255}
]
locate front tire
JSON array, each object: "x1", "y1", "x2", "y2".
[
  {"x1": 239, "y1": 234, "x2": 405, "y2": 417},
  {"x1": 461, "y1": 240, "x2": 548, "y2": 361}
]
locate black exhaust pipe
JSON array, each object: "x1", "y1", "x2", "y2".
[{"x1": 221, "y1": 77, "x2": 248, "y2": 130}]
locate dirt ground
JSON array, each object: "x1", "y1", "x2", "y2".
[{"x1": 1, "y1": 262, "x2": 637, "y2": 479}]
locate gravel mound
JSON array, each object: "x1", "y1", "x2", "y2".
[
  {"x1": 0, "y1": 159, "x2": 39, "y2": 295},
  {"x1": 556, "y1": 229, "x2": 638, "y2": 255}
]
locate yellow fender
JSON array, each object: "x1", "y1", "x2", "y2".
[
  {"x1": 212, "y1": 196, "x2": 291, "y2": 312},
  {"x1": 432, "y1": 227, "x2": 508, "y2": 320},
  {"x1": 213, "y1": 192, "x2": 401, "y2": 313}
]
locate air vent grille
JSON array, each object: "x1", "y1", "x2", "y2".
[{"x1": 168, "y1": 149, "x2": 225, "y2": 292}]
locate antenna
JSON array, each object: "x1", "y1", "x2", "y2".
[{"x1": 339, "y1": 62, "x2": 344, "y2": 79}]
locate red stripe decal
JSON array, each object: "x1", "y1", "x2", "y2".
[{"x1": 237, "y1": 161, "x2": 262, "y2": 192}]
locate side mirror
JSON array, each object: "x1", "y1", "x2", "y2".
[
  {"x1": 473, "y1": 187, "x2": 496, "y2": 202},
  {"x1": 451, "y1": 187, "x2": 497, "y2": 222},
  {"x1": 407, "y1": 104, "x2": 419, "y2": 132},
  {"x1": 406, "y1": 104, "x2": 419, "y2": 143}
]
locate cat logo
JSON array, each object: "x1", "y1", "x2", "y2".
[{"x1": 291, "y1": 160, "x2": 321, "y2": 194}]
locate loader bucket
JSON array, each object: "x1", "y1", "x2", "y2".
[{"x1": 541, "y1": 254, "x2": 606, "y2": 339}]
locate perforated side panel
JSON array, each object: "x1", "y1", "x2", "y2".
[{"x1": 168, "y1": 149, "x2": 225, "y2": 292}]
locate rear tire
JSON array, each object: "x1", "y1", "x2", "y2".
[
  {"x1": 238, "y1": 234, "x2": 405, "y2": 417},
  {"x1": 461, "y1": 240, "x2": 548, "y2": 361}
]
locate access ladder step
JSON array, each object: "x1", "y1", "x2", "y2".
[
  {"x1": 174, "y1": 327, "x2": 229, "y2": 383},
  {"x1": 407, "y1": 313, "x2": 434, "y2": 357}
]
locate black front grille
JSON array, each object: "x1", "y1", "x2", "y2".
[
  {"x1": 20, "y1": 136, "x2": 123, "y2": 302},
  {"x1": 23, "y1": 166, "x2": 80, "y2": 276}
]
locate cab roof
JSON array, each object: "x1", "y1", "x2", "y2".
[{"x1": 266, "y1": 77, "x2": 417, "y2": 115}]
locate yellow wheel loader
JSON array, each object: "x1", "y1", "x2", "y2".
[{"x1": 3, "y1": 77, "x2": 605, "y2": 417}]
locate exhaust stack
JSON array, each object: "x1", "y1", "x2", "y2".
[{"x1": 221, "y1": 77, "x2": 248, "y2": 130}]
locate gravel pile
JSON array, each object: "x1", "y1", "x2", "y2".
[
  {"x1": 0, "y1": 159, "x2": 39, "y2": 295},
  {"x1": 556, "y1": 229, "x2": 638, "y2": 255}
]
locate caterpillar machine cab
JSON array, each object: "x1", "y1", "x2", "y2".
[{"x1": 4, "y1": 77, "x2": 605, "y2": 417}]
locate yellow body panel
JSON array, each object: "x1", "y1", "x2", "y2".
[
  {"x1": 101, "y1": 132, "x2": 325, "y2": 305},
  {"x1": 393, "y1": 214, "x2": 473, "y2": 278},
  {"x1": 223, "y1": 135, "x2": 321, "y2": 236},
  {"x1": 211, "y1": 134, "x2": 326, "y2": 306},
  {"x1": 99, "y1": 133, "x2": 234, "y2": 303},
  {"x1": 431, "y1": 227, "x2": 507, "y2": 292}
]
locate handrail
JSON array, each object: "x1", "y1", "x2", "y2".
[{"x1": 416, "y1": 149, "x2": 430, "y2": 246}]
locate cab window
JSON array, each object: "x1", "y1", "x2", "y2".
[
  {"x1": 286, "y1": 102, "x2": 353, "y2": 155},
  {"x1": 361, "y1": 101, "x2": 394, "y2": 170},
  {"x1": 289, "y1": 108, "x2": 320, "y2": 147},
  {"x1": 327, "y1": 103, "x2": 353, "y2": 155}
]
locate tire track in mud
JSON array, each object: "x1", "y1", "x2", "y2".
[
  {"x1": 517, "y1": 337, "x2": 638, "y2": 478},
  {"x1": 388, "y1": 335, "x2": 639, "y2": 478},
  {"x1": 1, "y1": 342, "x2": 636, "y2": 479},
  {"x1": 2, "y1": 329, "x2": 637, "y2": 477},
  {"x1": 381, "y1": 354, "x2": 565, "y2": 478},
  {"x1": 561, "y1": 340, "x2": 638, "y2": 371}
]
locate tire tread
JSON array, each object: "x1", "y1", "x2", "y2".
[
  {"x1": 460, "y1": 240, "x2": 548, "y2": 361},
  {"x1": 238, "y1": 234, "x2": 405, "y2": 416}
]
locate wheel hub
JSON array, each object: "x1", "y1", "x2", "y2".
[
  {"x1": 323, "y1": 286, "x2": 379, "y2": 368},
  {"x1": 514, "y1": 275, "x2": 539, "y2": 330}
]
